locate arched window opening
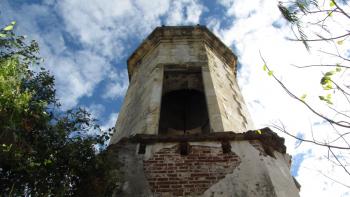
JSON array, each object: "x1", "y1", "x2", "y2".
[{"x1": 158, "y1": 66, "x2": 210, "y2": 135}]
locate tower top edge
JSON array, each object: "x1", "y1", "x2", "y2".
[{"x1": 127, "y1": 25, "x2": 238, "y2": 79}]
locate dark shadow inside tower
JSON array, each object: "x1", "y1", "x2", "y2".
[{"x1": 158, "y1": 66, "x2": 210, "y2": 135}]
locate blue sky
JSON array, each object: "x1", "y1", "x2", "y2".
[
  {"x1": 1, "y1": 0, "x2": 230, "y2": 127},
  {"x1": 0, "y1": 0, "x2": 248, "y2": 133},
  {"x1": 1, "y1": 0, "x2": 350, "y2": 196}
]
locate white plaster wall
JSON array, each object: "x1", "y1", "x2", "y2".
[
  {"x1": 203, "y1": 141, "x2": 299, "y2": 197},
  {"x1": 117, "y1": 141, "x2": 299, "y2": 197}
]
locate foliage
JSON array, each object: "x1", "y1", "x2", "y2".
[
  {"x1": 0, "y1": 22, "x2": 118, "y2": 196},
  {"x1": 275, "y1": 0, "x2": 350, "y2": 142},
  {"x1": 261, "y1": 0, "x2": 350, "y2": 186}
]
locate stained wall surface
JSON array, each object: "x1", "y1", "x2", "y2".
[
  {"x1": 110, "y1": 40, "x2": 208, "y2": 143},
  {"x1": 111, "y1": 140, "x2": 299, "y2": 197},
  {"x1": 110, "y1": 30, "x2": 254, "y2": 144},
  {"x1": 108, "y1": 26, "x2": 299, "y2": 197},
  {"x1": 205, "y1": 45, "x2": 254, "y2": 132}
]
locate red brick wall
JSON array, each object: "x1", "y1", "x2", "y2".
[{"x1": 143, "y1": 144, "x2": 241, "y2": 196}]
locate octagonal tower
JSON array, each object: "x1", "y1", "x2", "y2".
[
  {"x1": 110, "y1": 26, "x2": 254, "y2": 144},
  {"x1": 108, "y1": 26, "x2": 299, "y2": 197}
]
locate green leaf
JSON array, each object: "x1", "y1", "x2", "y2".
[
  {"x1": 278, "y1": 3, "x2": 298, "y2": 23},
  {"x1": 323, "y1": 84, "x2": 333, "y2": 90},
  {"x1": 256, "y1": 130, "x2": 262, "y2": 134},
  {"x1": 337, "y1": 40, "x2": 343, "y2": 45},
  {"x1": 0, "y1": 33, "x2": 6, "y2": 38},
  {"x1": 263, "y1": 64, "x2": 267, "y2": 71},
  {"x1": 301, "y1": 94, "x2": 307, "y2": 101},
  {"x1": 330, "y1": 0, "x2": 335, "y2": 7},
  {"x1": 319, "y1": 94, "x2": 333, "y2": 104},
  {"x1": 44, "y1": 159, "x2": 53, "y2": 166},
  {"x1": 15, "y1": 152, "x2": 22, "y2": 157},
  {"x1": 268, "y1": 70, "x2": 273, "y2": 76},
  {"x1": 336, "y1": 66, "x2": 341, "y2": 72},
  {"x1": 325, "y1": 71, "x2": 335, "y2": 76},
  {"x1": 320, "y1": 76, "x2": 330, "y2": 85},
  {"x1": 11, "y1": 21, "x2": 16, "y2": 25},
  {"x1": 296, "y1": 1, "x2": 307, "y2": 13},
  {"x1": 2, "y1": 144, "x2": 12, "y2": 152},
  {"x1": 3, "y1": 24, "x2": 14, "y2": 31}
]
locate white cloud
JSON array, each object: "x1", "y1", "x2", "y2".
[
  {"x1": 4, "y1": 0, "x2": 349, "y2": 195},
  {"x1": 55, "y1": 0, "x2": 205, "y2": 102},
  {"x1": 2, "y1": 0, "x2": 205, "y2": 109},
  {"x1": 57, "y1": 0, "x2": 173, "y2": 59},
  {"x1": 86, "y1": 103, "x2": 105, "y2": 119},
  {"x1": 1, "y1": 2, "x2": 112, "y2": 109},
  {"x1": 215, "y1": 0, "x2": 350, "y2": 196},
  {"x1": 101, "y1": 112, "x2": 119, "y2": 131},
  {"x1": 102, "y1": 69, "x2": 129, "y2": 99},
  {"x1": 48, "y1": 50, "x2": 109, "y2": 108},
  {"x1": 40, "y1": 0, "x2": 204, "y2": 107},
  {"x1": 165, "y1": 0, "x2": 205, "y2": 25}
]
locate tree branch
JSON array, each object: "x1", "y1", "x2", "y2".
[
  {"x1": 329, "y1": 147, "x2": 350, "y2": 176},
  {"x1": 270, "y1": 123, "x2": 350, "y2": 150},
  {"x1": 288, "y1": 32, "x2": 350, "y2": 42},
  {"x1": 332, "y1": 0, "x2": 350, "y2": 19},
  {"x1": 319, "y1": 50, "x2": 350, "y2": 62},
  {"x1": 260, "y1": 51, "x2": 350, "y2": 129},
  {"x1": 291, "y1": 64, "x2": 350, "y2": 69}
]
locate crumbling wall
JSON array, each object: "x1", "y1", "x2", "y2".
[
  {"x1": 144, "y1": 144, "x2": 241, "y2": 196},
  {"x1": 111, "y1": 139, "x2": 299, "y2": 197}
]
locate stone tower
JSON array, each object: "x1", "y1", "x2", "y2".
[{"x1": 109, "y1": 26, "x2": 300, "y2": 197}]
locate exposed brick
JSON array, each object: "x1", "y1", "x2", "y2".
[
  {"x1": 144, "y1": 145, "x2": 241, "y2": 196},
  {"x1": 171, "y1": 185, "x2": 182, "y2": 188}
]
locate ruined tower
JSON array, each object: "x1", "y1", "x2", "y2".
[{"x1": 109, "y1": 26, "x2": 299, "y2": 197}]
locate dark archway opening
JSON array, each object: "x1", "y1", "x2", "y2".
[{"x1": 158, "y1": 89, "x2": 209, "y2": 135}]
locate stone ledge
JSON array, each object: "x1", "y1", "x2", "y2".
[{"x1": 114, "y1": 127, "x2": 286, "y2": 154}]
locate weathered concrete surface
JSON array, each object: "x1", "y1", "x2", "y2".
[
  {"x1": 205, "y1": 45, "x2": 254, "y2": 132},
  {"x1": 108, "y1": 26, "x2": 299, "y2": 197},
  {"x1": 110, "y1": 142, "x2": 153, "y2": 197},
  {"x1": 110, "y1": 138, "x2": 299, "y2": 197},
  {"x1": 203, "y1": 141, "x2": 298, "y2": 197},
  {"x1": 110, "y1": 26, "x2": 254, "y2": 144}
]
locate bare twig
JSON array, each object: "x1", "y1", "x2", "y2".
[
  {"x1": 307, "y1": 9, "x2": 340, "y2": 14},
  {"x1": 329, "y1": 147, "x2": 350, "y2": 176},
  {"x1": 259, "y1": 51, "x2": 350, "y2": 129},
  {"x1": 327, "y1": 105, "x2": 350, "y2": 119},
  {"x1": 291, "y1": 64, "x2": 350, "y2": 69},
  {"x1": 330, "y1": 79, "x2": 350, "y2": 96},
  {"x1": 332, "y1": 0, "x2": 350, "y2": 19},
  {"x1": 270, "y1": 123, "x2": 350, "y2": 150},
  {"x1": 317, "y1": 168, "x2": 350, "y2": 188},
  {"x1": 319, "y1": 50, "x2": 350, "y2": 62},
  {"x1": 288, "y1": 32, "x2": 350, "y2": 42},
  {"x1": 328, "y1": 123, "x2": 350, "y2": 148}
]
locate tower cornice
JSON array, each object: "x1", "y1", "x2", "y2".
[{"x1": 127, "y1": 25, "x2": 238, "y2": 80}]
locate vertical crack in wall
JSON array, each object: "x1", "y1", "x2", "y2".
[{"x1": 231, "y1": 83, "x2": 249, "y2": 129}]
